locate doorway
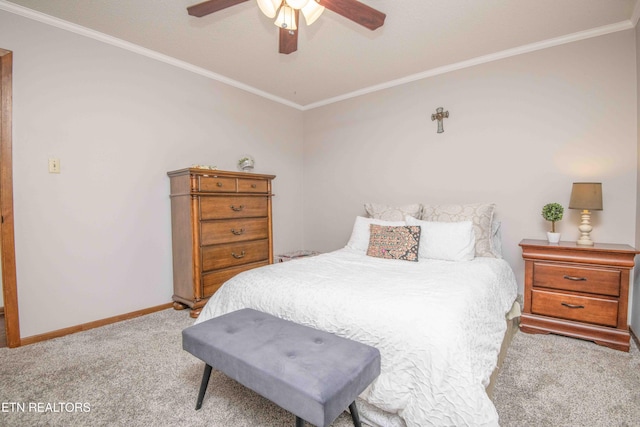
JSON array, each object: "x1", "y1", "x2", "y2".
[{"x1": 0, "y1": 48, "x2": 20, "y2": 348}]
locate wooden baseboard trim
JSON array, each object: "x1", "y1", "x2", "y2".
[{"x1": 19, "y1": 302, "x2": 173, "y2": 347}]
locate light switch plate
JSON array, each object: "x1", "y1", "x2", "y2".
[{"x1": 48, "y1": 158, "x2": 60, "y2": 173}]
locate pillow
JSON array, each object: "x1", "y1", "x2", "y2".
[
  {"x1": 420, "y1": 203, "x2": 496, "y2": 258},
  {"x1": 364, "y1": 203, "x2": 422, "y2": 221},
  {"x1": 366, "y1": 225, "x2": 421, "y2": 262},
  {"x1": 405, "y1": 217, "x2": 475, "y2": 261},
  {"x1": 346, "y1": 216, "x2": 405, "y2": 253}
]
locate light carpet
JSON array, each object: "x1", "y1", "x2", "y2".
[{"x1": 0, "y1": 309, "x2": 638, "y2": 426}]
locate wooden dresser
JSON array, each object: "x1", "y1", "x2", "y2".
[
  {"x1": 168, "y1": 168, "x2": 275, "y2": 317},
  {"x1": 519, "y1": 239, "x2": 638, "y2": 351}
]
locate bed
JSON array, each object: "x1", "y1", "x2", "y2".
[{"x1": 195, "y1": 204, "x2": 519, "y2": 427}]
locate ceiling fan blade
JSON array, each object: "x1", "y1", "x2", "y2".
[
  {"x1": 187, "y1": 0, "x2": 249, "y2": 17},
  {"x1": 318, "y1": 0, "x2": 385, "y2": 30},
  {"x1": 279, "y1": 9, "x2": 299, "y2": 54}
]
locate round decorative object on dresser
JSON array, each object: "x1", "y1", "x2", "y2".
[{"x1": 238, "y1": 155, "x2": 255, "y2": 172}]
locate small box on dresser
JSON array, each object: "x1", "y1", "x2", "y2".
[
  {"x1": 168, "y1": 168, "x2": 275, "y2": 318},
  {"x1": 519, "y1": 239, "x2": 638, "y2": 352}
]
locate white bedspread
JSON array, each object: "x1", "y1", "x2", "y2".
[{"x1": 196, "y1": 248, "x2": 518, "y2": 427}]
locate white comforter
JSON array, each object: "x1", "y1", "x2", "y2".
[{"x1": 196, "y1": 248, "x2": 518, "y2": 427}]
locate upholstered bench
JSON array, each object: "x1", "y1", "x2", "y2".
[{"x1": 182, "y1": 308, "x2": 381, "y2": 427}]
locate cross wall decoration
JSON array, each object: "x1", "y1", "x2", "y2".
[{"x1": 431, "y1": 107, "x2": 449, "y2": 133}]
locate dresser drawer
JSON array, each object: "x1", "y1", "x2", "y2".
[
  {"x1": 202, "y1": 240, "x2": 269, "y2": 271},
  {"x1": 531, "y1": 289, "x2": 618, "y2": 327},
  {"x1": 200, "y1": 196, "x2": 268, "y2": 220},
  {"x1": 202, "y1": 261, "x2": 269, "y2": 297},
  {"x1": 238, "y1": 178, "x2": 268, "y2": 193},
  {"x1": 201, "y1": 218, "x2": 268, "y2": 246},
  {"x1": 198, "y1": 176, "x2": 237, "y2": 192},
  {"x1": 533, "y1": 262, "x2": 620, "y2": 297}
]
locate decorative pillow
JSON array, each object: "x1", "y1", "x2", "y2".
[
  {"x1": 346, "y1": 216, "x2": 405, "y2": 253},
  {"x1": 405, "y1": 217, "x2": 475, "y2": 261},
  {"x1": 364, "y1": 203, "x2": 422, "y2": 221},
  {"x1": 420, "y1": 203, "x2": 496, "y2": 258},
  {"x1": 366, "y1": 225, "x2": 421, "y2": 262}
]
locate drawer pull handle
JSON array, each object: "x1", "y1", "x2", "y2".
[
  {"x1": 561, "y1": 302, "x2": 585, "y2": 309},
  {"x1": 230, "y1": 205, "x2": 244, "y2": 212},
  {"x1": 251, "y1": 184, "x2": 257, "y2": 188},
  {"x1": 563, "y1": 275, "x2": 587, "y2": 281},
  {"x1": 230, "y1": 228, "x2": 245, "y2": 235},
  {"x1": 216, "y1": 182, "x2": 223, "y2": 187},
  {"x1": 232, "y1": 251, "x2": 245, "y2": 259}
]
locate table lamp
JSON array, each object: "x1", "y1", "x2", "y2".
[{"x1": 568, "y1": 182, "x2": 603, "y2": 246}]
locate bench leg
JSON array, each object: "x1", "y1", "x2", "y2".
[
  {"x1": 295, "y1": 416, "x2": 305, "y2": 427},
  {"x1": 349, "y1": 401, "x2": 362, "y2": 427},
  {"x1": 195, "y1": 364, "x2": 213, "y2": 410}
]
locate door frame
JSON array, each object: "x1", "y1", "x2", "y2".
[{"x1": 0, "y1": 48, "x2": 20, "y2": 348}]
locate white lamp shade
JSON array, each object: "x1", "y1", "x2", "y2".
[
  {"x1": 274, "y1": 5, "x2": 297, "y2": 30},
  {"x1": 285, "y1": 0, "x2": 309, "y2": 9},
  {"x1": 257, "y1": 0, "x2": 281, "y2": 18},
  {"x1": 301, "y1": 0, "x2": 324, "y2": 25}
]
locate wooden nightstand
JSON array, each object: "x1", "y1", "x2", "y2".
[{"x1": 519, "y1": 239, "x2": 638, "y2": 352}]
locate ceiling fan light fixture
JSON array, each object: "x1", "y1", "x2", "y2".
[
  {"x1": 256, "y1": 0, "x2": 281, "y2": 18},
  {"x1": 274, "y1": 5, "x2": 297, "y2": 30},
  {"x1": 285, "y1": 0, "x2": 309, "y2": 9},
  {"x1": 301, "y1": 0, "x2": 324, "y2": 26}
]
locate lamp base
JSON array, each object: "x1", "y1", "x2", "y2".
[
  {"x1": 576, "y1": 210, "x2": 594, "y2": 246},
  {"x1": 576, "y1": 237, "x2": 594, "y2": 246}
]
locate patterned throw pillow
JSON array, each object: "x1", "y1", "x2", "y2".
[{"x1": 366, "y1": 225, "x2": 421, "y2": 262}]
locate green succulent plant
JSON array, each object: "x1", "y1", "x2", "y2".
[{"x1": 541, "y1": 202, "x2": 564, "y2": 233}]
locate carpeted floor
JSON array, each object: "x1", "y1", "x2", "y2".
[{"x1": 0, "y1": 309, "x2": 638, "y2": 426}]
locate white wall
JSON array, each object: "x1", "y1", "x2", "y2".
[
  {"x1": 303, "y1": 30, "x2": 638, "y2": 296},
  {"x1": 1, "y1": 10, "x2": 305, "y2": 337}
]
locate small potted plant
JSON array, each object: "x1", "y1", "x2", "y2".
[{"x1": 542, "y1": 202, "x2": 564, "y2": 243}]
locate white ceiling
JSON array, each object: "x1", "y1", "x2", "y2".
[{"x1": 2, "y1": 0, "x2": 639, "y2": 109}]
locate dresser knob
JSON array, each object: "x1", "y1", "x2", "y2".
[
  {"x1": 232, "y1": 251, "x2": 246, "y2": 259},
  {"x1": 251, "y1": 184, "x2": 257, "y2": 188},
  {"x1": 230, "y1": 205, "x2": 244, "y2": 212},
  {"x1": 231, "y1": 228, "x2": 245, "y2": 235},
  {"x1": 216, "y1": 182, "x2": 223, "y2": 187}
]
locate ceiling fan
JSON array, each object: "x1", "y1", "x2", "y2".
[{"x1": 187, "y1": 0, "x2": 386, "y2": 54}]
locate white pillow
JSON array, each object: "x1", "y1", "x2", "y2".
[
  {"x1": 405, "y1": 217, "x2": 475, "y2": 261},
  {"x1": 346, "y1": 216, "x2": 405, "y2": 253}
]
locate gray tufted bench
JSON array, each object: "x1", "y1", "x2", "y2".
[{"x1": 182, "y1": 308, "x2": 381, "y2": 427}]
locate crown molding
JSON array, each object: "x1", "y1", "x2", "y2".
[
  {"x1": 301, "y1": 20, "x2": 634, "y2": 110},
  {"x1": 1, "y1": 1, "x2": 634, "y2": 112},
  {"x1": 0, "y1": 0, "x2": 303, "y2": 110}
]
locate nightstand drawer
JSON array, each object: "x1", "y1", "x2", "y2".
[
  {"x1": 533, "y1": 262, "x2": 620, "y2": 297},
  {"x1": 531, "y1": 289, "x2": 618, "y2": 327}
]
